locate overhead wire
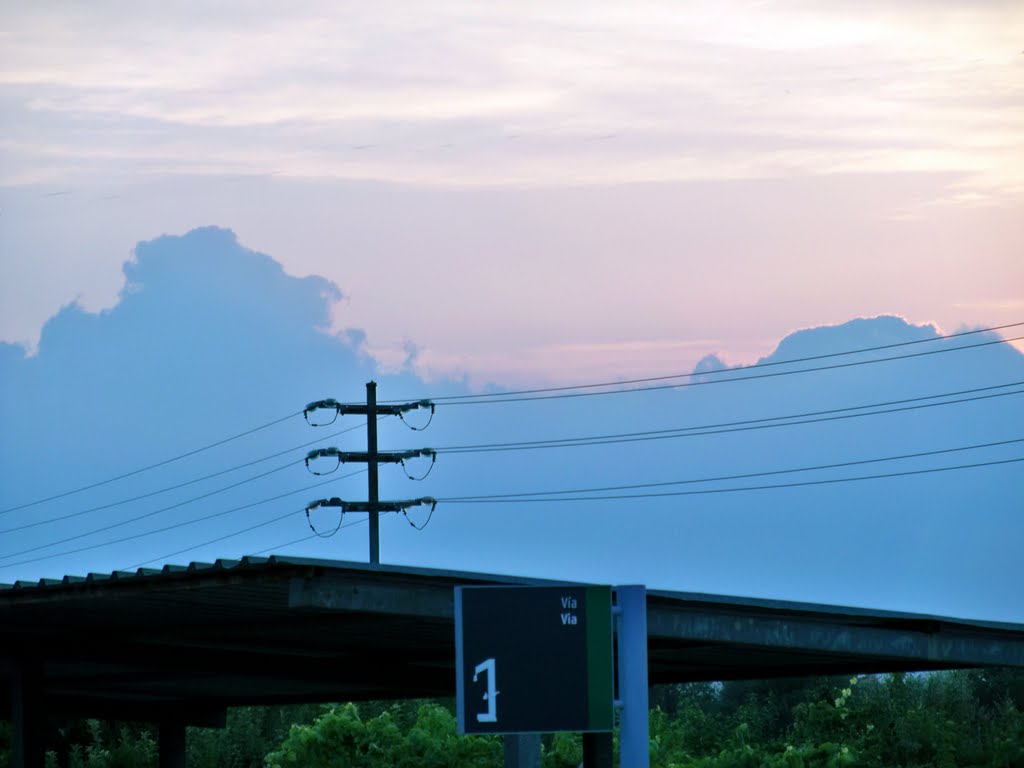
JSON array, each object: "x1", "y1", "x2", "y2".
[
  {"x1": 401, "y1": 453, "x2": 437, "y2": 481},
  {"x1": 383, "y1": 322, "x2": 1024, "y2": 404},
  {"x1": 450, "y1": 335, "x2": 1024, "y2": 404},
  {"x1": 83, "y1": 391, "x2": 1019, "y2": 561},
  {"x1": 126, "y1": 513, "x2": 370, "y2": 570},
  {"x1": 412, "y1": 382, "x2": 1024, "y2": 455},
  {"x1": 5, "y1": 327, "x2": 1017, "y2": 521},
  {"x1": 129, "y1": 438, "x2": 1022, "y2": 564},
  {"x1": 0, "y1": 459, "x2": 303, "y2": 542},
  {"x1": 86, "y1": 438, "x2": 1024, "y2": 571},
  {"x1": 17, "y1": 436, "x2": 1023, "y2": 572},
  {"x1": 403, "y1": 504, "x2": 435, "y2": 531},
  {"x1": 4, "y1": 421, "x2": 368, "y2": 528},
  {"x1": 251, "y1": 533, "x2": 321, "y2": 556},
  {"x1": 5, "y1": 324, "x2": 1021, "y2": 571},
  {"x1": 438, "y1": 456, "x2": 1024, "y2": 504},
  {"x1": 0, "y1": 408, "x2": 305, "y2": 515},
  {"x1": 306, "y1": 515, "x2": 343, "y2": 538},
  {"x1": 0, "y1": 470, "x2": 367, "y2": 570},
  {"x1": 34, "y1": 383, "x2": 999, "y2": 534},
  {"x1": 398, "y1": 406, "x2": 435, "y2": 431},
  {"x1": 249, "y1": 518, "x2": 368, "y2": 558},
  {"x1": 438, "y1": 436, "x2": 1024, "y2": 501},
  {"x1": 305, "y1": 502, "x2": 345, "y2": 538},
  {"x1": 393, "y1": 334, "x2": 1024, "y2": 407},
  {"x1": 0, "y1": 420, "x2": 368, "y2": 533},
  {"x1": 126, "y1": 509, "x2": 307, "y2": 569}
]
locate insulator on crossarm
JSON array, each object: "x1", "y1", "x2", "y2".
[
  {"x1": 305, "y1": 447, "x2": 343, "y2": 475},
  {"x1": 303, "y1": 399, "x2": 342, "y2": 426}
]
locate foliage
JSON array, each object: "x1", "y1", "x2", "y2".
[
  {"x1": 542, "y1": 732, "x2": 582, "y2": 768},
  {"x1": 645, "y1": 670, "x2": 1024, "y2": 768},
  {"x1": 265, "y1": 701, "x2": 501, "y2": 768},
  {"x1": 2, "y1": 670, "x2": 1023, "y2": 767},
  {"x1": 186, "y1": 705, "x2": 321, "y2": 768},
  {"x1": 47, "y1": 721, "x2": 158, "y2": 768}
]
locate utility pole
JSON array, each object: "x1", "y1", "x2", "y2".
[
  {"x1": 303, "y1": 382, "x2": 434, "y2": 564},
  {"x1": 367, "y1": 382, "x2": 380, "y2": 563}
]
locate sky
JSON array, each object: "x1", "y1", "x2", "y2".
[
  {"x1": 1, "y1": 0, "x2": 1022, "y2": 386},
  {"x1": 1, "y1": 227, "x2": 1022, "y2": 624},
  {"x1": 0, "y1": 3, "x2": 1022, "y2": 622}
]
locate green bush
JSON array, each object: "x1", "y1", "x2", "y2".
[{"x1": 265, "y1": 702, "x2": 501, "y2": 768}]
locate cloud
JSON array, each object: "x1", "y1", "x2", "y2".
[
  {"x1": 761, "y1": 315, "x2": 938, "y2": 363},
  {"x1": 2, "y1": 1, "x2": 1021, "y2": 192},
  {"x1": 4, "y1": 169, "x2": 1021, "y2": 388},
  {"x1": 1, "y1": 228, "x2": 1022, "y2": 623},
  {"x1": 953, "y1": 299, "x2": 1024, "y2": 311},
  {"x1": 406, "y1": 338, "x2": 725, "y2": 390},
  {"x1": 692, "y1": 353, "x2": 729, "y2": 383}
]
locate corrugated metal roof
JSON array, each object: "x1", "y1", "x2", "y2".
[{"x1": 0, "y1": 555, "x2": 271, "y2": 591}]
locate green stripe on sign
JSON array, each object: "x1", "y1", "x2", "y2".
[{"x1": 585, "y1": 585, "x2": 614, "y2": 730}]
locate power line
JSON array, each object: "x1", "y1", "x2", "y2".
[
  {"x1": 415, "y1": 334, "x2": 1024, "y2": 406},
  {"x1": 0, "y1": 408, "x2": 305, "y2": 515},
  {"x1": 422, "y1": 384, "x2": 1024, "y2": 455},
  {"x1": 252, "y1": 533, "x2": 320, "y2": 556},
  {"x1": 0, "y1": 420, "x2": 367, "y2": 531},
  {"x1": 125, "y1": 509, "x2": 303, "y2": 569},
  {"x1": 439, "y1": 436, "x2": 1024, "y2": 500},
  {"x1": 4, "y1": 326, "x2": 1018, "y2": 514},
  {"x1": 438, "y1": 456, "x2": 1024, "y2": 504},
  {"x1": 249, "y1": 518, "x2": 369, "y2": 558},
  {"x1": 124, "y1": 509, "x2": 306, "y2": 569},
  {"x1": 0, "y1": 459, "x2": 303, "y2": 543},
  {"x1": 122, "y1": 487, "x2": 413, "y2": 573},
  {"x1": 13, "y1": 451, "x2": 1021, "y2": 573},
  {"x1": 385, "y1": 322, "x2": 1024, "y2": 403},
  {"x1": 0, "y1": 471, "x2": 367, "y2": 570},
  {"x1": 403, "y1": 504, "x2": 436, "y2": 531},
  {"x1": 429, "y1": 381, "x2": 1023, "y2": 452},
  {"x1": 7, "y1": 384, "x2": 1019, "y2": 558},
  {"x1": 127, "y1": 508, "x2": 372, "y2": 570}
]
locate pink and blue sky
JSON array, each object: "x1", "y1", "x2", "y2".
[
  {"x1": 1, "y1": 0, "x2": 1021, "y2": 385},
  {"x1": 1, "y1": 2, "x2": 1023, "y2": 620}
]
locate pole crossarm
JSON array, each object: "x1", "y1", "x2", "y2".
[
  {"x1": 305, "y1": 447, "x2": 435, "y2": 469},
  {"x1": 304, "y1": 398, "x2": 433, "y2": 424},
  {"x1": 305, "y1": 497, "x2": 437, "y2": 515}
]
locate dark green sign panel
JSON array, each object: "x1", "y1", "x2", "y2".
[{"x1": 455, "y1": 585, "x2": 613, "y2": 734}]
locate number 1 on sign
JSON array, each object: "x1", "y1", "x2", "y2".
[{"x1": 473, "y1": 658, "x2": 498, "y2": 723}]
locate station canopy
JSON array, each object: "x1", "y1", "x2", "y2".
[{"x1": 3, "y1": 556, "x2": 1024, "y2": 725}]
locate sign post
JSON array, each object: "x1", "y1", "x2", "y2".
[{"x1": 615, "y1": 585, "x2": 649, "y2": 768}]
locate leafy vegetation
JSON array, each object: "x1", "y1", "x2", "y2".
[
  {"x1": 1, "y1": 670, "x2": 1022, "y2": 767},
  {"x1": 644, "y1": 671, "x2": 1024, "y2": 767}
]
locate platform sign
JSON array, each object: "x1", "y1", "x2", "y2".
[{"x1": 455, "y1": 585, "x2": 613, "y2": 734}]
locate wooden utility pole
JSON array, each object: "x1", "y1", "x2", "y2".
[
  {"x1": 366, "y1": 381, "x2": 380, "y2": 563},
  {"x1": 302, "y1": 384, "x2": 435, "y2": 564}
]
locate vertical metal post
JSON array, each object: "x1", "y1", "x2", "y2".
[
  {"x1": 583, "y1": 732, "x2": 613, "y2": 768},
  {"x1": 503, "y1": 734, "x2": 541, "y2": 768},
  {"x1": 616, "y1": 585, "x2": 649, "y2": 768},
  {"x1": 12, "y1": 658, "x2": 45, "y2": 768},
  {"x1": 366, "y1": 381, "x2": 380, "y2": 564},
  {"x1": 158, "y1": 720, "x2": 186, "y2": 768}
]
